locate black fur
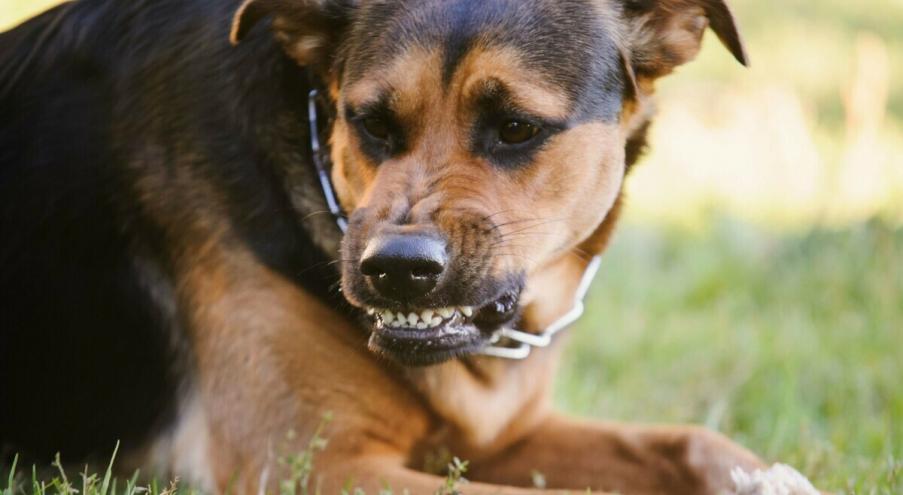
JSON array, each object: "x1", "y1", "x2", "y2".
[{"x1": 0, "y1": 0, "x2": 343, "y2": 463}]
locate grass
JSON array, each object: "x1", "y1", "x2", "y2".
[
  {"x1": 3, "y1": 416, "x2": 472, "y2": 495},
  {"x1": 2, "y1": 447, "x2": 182, "y2": 495},
  {"x1": 617, "y1": 0, "x2": 903, "y2": 227},
  {"x1": 557, "y1": 218, "x2": 902, "y2": 494},
  {"x1": 4, "y1": 220, "x2": 899, "y2": 494},
  {"x1": 1, "y1": 0, "x2": 901, "y2": 493}
]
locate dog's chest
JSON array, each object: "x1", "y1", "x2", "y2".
[{"x1": 405, "y1": 351, "x2": 559, "y2": 456}]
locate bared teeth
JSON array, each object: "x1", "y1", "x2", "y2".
[
  {"x1": 420, "y1": 309, "x2": 434, "y2": 323},
  {"x1": 367, "y1": 305, "x2": 474, "y2": 329},
  {"x1": 381, "y1": 310, "x2": 395, "y2": 324}
]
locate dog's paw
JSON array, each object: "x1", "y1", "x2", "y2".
[{"x1": 728, "y1": 463, "x2": 820, "y2": 495}]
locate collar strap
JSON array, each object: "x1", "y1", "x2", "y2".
[
  {"x1": 477, "y1": 256, "x2": 601, "y2": 360},
  {"x1": 307, "y1": 86, "x2": 600, "y2": 360},
  {"x1": 308, "y1": 88, "x2": 348, "y2": 233}
]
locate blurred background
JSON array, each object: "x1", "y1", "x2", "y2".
[{"x1": 2, "y1": 0, "x2": 901, "y2": 493}]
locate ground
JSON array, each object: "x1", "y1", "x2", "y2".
[{"x1": 559, "y1": 220, "x2": 902, "y2": 494}]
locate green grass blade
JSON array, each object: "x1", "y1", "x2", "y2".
[{"x1": 100, "y1": 442, "x2": 120, "y2": 495}]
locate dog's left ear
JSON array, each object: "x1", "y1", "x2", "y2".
[
  {"x1": 619, "y1": 0, "x2": 748, "y2": 80},
  {"x1": 229, "y1": 0, "x2": 355, "y2": 68}
]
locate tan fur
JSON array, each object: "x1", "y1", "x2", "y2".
[
  {"x1": 151, "y1": 2, "x2": 783, "y2": 493},
  {"x1": 165, "y1": 238, "x2": 763, "y2": 494},
  {"x1": 335, "y1": 46, "x2": 624, "y2": 292}
]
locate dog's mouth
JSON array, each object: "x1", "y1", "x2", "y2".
[{"x1": 363, "y1": 289, "x2": 521, "y2": 366}]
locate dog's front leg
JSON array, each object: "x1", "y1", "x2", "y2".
[
  {"x1": 317, "y1": 457, "x2": 619, "y2": 495},
  {"x1": 467, "y1": 414, "x2": 765, "y2": 495}
]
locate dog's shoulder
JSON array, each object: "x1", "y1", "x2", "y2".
[{"x1": 0, "y1": 0, "x2": 334, "y2": 464}]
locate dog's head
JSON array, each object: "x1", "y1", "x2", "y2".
[{"x1": 232, "y1": 0, "x2": 746, "y2": 366}]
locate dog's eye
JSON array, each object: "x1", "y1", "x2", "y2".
[
  {"x1": 362, "y1": 116, "x2": 390, "y2": 141},
  {"x1": 498, "y1": 120, "x2": 540, "y2": 145}
]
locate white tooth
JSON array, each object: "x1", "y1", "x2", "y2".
[
  {"x1": 460, "y1": 306, "x2": 474, "y2": 317},
  {"x1": 408, "y1": 312, "x2": 419, "y2": 324},
  {"x1": 396, "y1": 312, "x2": 407, "y2": 325},
  {"x1": 416, "y1": 322, "x2": 428, "y2": 330},
  {"x1": 420, "y1": 310, "x2": 434, "y2": 322},
  {"x1": 431, "y1": 317, "x2": 443, "y2": 327},
  {"x1": 382, "y1": 310, "x2": 395, "y2": 323},
  {"x1": 438, "y1": 307, "x2": 454, "y2": 318},
  {"x1": 390, "y1": 321, "x2": 402, "y2": 328},
  {"x1": 367, "y1": 308, "x2": 376, "y2": 315}
]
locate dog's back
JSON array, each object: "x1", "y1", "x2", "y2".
[
  {"x1": 0, "y1": 1, "x2": 182, "y2": 463},
  {"x1": 1, "y1": 0, "x2": 344, "y2": 464}
]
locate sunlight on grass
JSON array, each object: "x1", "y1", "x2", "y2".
[
  {"x1": 0, "y1": 0, "x2": 60, "y2": 31},
  {"x1": 558, "y1": 220, "x2": 902, "y2": 493},
  {"x1": 626, "y1": 0, "x2": 903, "y2": 228}
]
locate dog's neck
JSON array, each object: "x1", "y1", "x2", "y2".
[{"x1": 397, "y1": 247, "x2": 607, "y2": 457}]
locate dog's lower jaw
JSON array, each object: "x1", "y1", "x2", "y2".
[
  {"x1": 361, "y1": 287, "x2": 524, "y2": 366},
  {"x1": 366, "y1": 315, "x2": 505, "y2": 367},
  {"x1": 368, "y1": 329, "x2": 487, "y2": 366}
]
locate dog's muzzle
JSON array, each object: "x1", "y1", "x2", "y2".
[{"x1": 307, "y1": 87, "x2": 600, "y2": 364}]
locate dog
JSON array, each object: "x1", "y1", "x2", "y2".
[{"x1": 0, "y1": 0, "x2": 801, "y2": 493}]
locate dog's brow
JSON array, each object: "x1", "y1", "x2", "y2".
[
  {"x1": 345, "y1": 80, "x2": 392, "y2": 110},
  {"x1": 345, "y1": 92, "x2": 392, "y2": 117},
  {"x1": 466, "y1": 78, "x2": 571, "y2": 122},
  {"x1": 455, "y1": 46, "x2": 572, "y2": 121}
]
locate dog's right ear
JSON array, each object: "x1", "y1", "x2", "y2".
[
  {"x1": 230, "y1": 0, "x2": 355, "y2": 67},
  {"x1": 618, "y1": 0, "x2": 747, "y2": 80}
]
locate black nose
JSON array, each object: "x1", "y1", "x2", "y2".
[{"x1": 360, "y1": 234, "x2": 448, "y2": 301}]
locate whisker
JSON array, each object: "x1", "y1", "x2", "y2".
[
  {"x1": 301, "y1": 210, "x2": 333, "y2": 221},
  {"x1": 565, "y1": 248, "x2": 595, "y2": 264},
  {"x1": 489, "y1": 252, "x2": 536, "y2": 264},
  {"x1": 487, "y1": 243, "x2": 530, "y2": 252},
  {"x1": 487, "y1": 217, "x2": 552, "y2": 233},
  {"x1": 499, "y1": 219, "x2": 564, "y2": 237},
  {"x1": 492, "y1": 231, "x2": 553, "y2": 243},
  {"x1": 481, "y1": 209, "x2": 517, "y2": 222}
]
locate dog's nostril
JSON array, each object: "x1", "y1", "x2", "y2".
[
  {"x1": 360, "y1": 259, "x2": 386, "y2": 278},
  {"x1": 360, "y1": 234, "x2": 448, "y2": 301},
  {"x1": 410, "y1": 260, "x2": 445, "y2": 279}
]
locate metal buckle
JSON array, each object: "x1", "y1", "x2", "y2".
[{"x1": 477, "y1": 256, "x2": 602, "y2": 360}]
